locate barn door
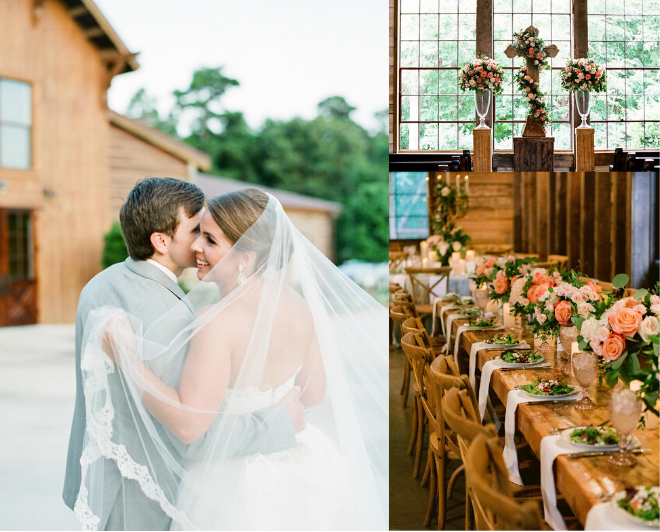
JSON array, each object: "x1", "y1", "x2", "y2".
[{"x1": 0, "y1": 210, "x2": 37, "y2": 326}]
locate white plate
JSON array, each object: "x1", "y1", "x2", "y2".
[
  {"x1": 560, "y1": 426, "x2": 634, "y2": 451},
  {"x1": 484, "y1": 340, "x2": 524, "y2": 348},
  {"x1": 520, "y1": 387, "x2": 579, "y2": 400},
  {"x1": 495, "y1": 354, "x2": 546, "y2": 367},
  {"x1": 610, "y1": 490, "x2": 660, "y2": 528}
]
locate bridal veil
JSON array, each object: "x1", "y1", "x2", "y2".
[{"x1": 74, "y1": 191, "x2": 388, "y2": 530}]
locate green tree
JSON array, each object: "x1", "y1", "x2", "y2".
[
  {"x1": 126, "y1": 88, "x2": 179, "y2": 137},
  {"x1": 102, "y1": 222, "x2": 129, "y2": 269}
]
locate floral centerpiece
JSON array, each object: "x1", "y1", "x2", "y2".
[
  {"x1": 470, "y1": 255, "x2": 498, "y2": 289},
  {"x1": 576, "y1": 275, "x2": 659, "y2": 415},
  {"x1": 559, "y1": 59, "x2": 607, "y2": 93},
  {"x1": 459, "y1": 56, "x2": 505, "y2": 95},
  {"x1": 512, "y1": 270, "x2": 603, "y2": 341},
  {"x1": 512, "y1": 28, "x2": 551, "y2": 70},
  {"x1": 428, "y1": 180, "x2": 471, "y2": 266},
  {"x1": 487, "y1": 256, "x2": 539, "y2": 304}
]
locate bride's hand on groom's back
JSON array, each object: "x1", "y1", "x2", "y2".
[{"x1": 280, "y1": 386, "x2": 306, "y2": 433}]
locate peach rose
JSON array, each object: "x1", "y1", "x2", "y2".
[
  {"x1": 534, "y1": 282, "x2": 553, "y2": 302},
  {"x1": 528, "y1": 285, "x2": 540, "y2": 304},
  {"x1": 493, "y1": 272, "x2": 509, "y2": 294},
  {"x1": 532, "y1": 272, "x2": 553, "y2": 286},
  {"x1": 510, "y1": 274, "x2": 520, "y2": 286},
  {"x1": 485, "y1": 257, "x2": 497, "y2": 268},
  {"x1": 602, "y1": 332, "x2": 626, "y2": 361},
  {"x1": 476, "y1": 263, "x2": 486, "y2": 276},
  {"x1": 608, "y1": 307, "x2": 643, "y2": 338},
  {"x1": 554, "y1": 300, "x2": 573, "y2": 325}
]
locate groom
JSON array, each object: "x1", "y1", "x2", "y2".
[{"x1": 63, "y1": 177, "x2": 304, "y2": 530}]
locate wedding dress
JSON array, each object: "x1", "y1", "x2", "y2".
[
  {"x1": 172, "y1": 367, "x2": 356, "y2": 531},
  {"x1": 74, "y1": 190, "x2": 388, "y2": 531}
]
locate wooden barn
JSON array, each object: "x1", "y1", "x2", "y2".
[{"x1": 0, "y1": 0, "x2": 212, "y2": 326}]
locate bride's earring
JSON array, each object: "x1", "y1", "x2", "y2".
[{"x1": 237, "y1": 264, "x2": 246, "y2": 285}]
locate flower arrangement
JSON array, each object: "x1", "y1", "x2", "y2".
[
  {"x1": 459, "y1": 56, "x2": 506, "y2": 95},
  {"x1": 559, "y1": 58, "x2": 607, "y2": 93},
  {"x1": 512, "y1": 28, "x2": 551, "y2": 70},
  {"x1": 515, "y1": 67, "x2": 549, "y2": 125},
  {"x1": 511, "y1": 28, "x2": 552, "y2": 128},
  {"x1": 487, "y1": 256, "x2": 539, "y2": 304},
  {"x1": 471, "y1": 255, "x2": 498, "y2": 289},
  {"x1": 576, "y1": 275, "x2": 659, "y2": 415},
  {"x1": 515, "y1": 270, "x2": 602, "y2": 340},
  {"x1": 428, "y1": 180, "x2": 471, "y2": 266}
]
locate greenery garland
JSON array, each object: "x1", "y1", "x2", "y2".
[
  {"x1": 512, "y1": 28, "x2": 551, "y2": 127},
  {"x1": 427, "y1": 181, "x2": 471, "y2": 266}
]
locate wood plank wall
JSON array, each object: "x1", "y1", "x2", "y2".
[
  {"x1": 427, "y1": 172, "x2": 514, "y2": 248},
  {"x1": 513, "y1": 173, "x2": 659, "y2": 289},
  {"x1": 108, "y1": 126, "x2": 188, "y2": 222},
  {"x1": 0, "y1": 0, "x2": 111, "y2": 323}
]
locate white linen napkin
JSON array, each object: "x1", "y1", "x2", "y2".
[
  {"x1": 585, "y1": 501, "x2": 652, "y2": 531},
  {"x1": 452, "y1": 321, "x2": 502, "y2": 358},
  {"x1": 540, "y1": 435, "x2": 575, "y2": 530},
  {"x1": 502, "y1": 390, "x2": 581, "y2": 486},
  {"x1": 435, "y1": 301, "x2": 459, "y2": 337}
]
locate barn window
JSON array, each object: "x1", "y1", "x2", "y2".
[{"x1": 0, "y1": 79, "x2": 32, "y2": 170}]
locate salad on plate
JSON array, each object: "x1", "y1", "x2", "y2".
[
  {"x1": 472, "y1": 319, "x2": 497, "y2": 328},
  {"x1": 498, "y1": 350, "x2": 544, "y2": 365},
  {"x1": 485, "y1": 333, "x2": 519, "y2": 345},
  {"x1": 520, "y1": 379, "x2": 576, "y2": 396},
  {"x1": 568, "y1": 426, "x2": 619, "y2": 446},
  {"x1": 612, "y1": 486, "x2": 659, "y2": 527}
]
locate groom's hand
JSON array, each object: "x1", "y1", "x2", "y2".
[{"x1": 280, "y1": 386, "x2": 306, "y2": 433}]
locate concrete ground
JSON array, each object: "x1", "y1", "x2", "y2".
[{"x1": 0, "y1": 324, "x2": 80, "y2": 531}]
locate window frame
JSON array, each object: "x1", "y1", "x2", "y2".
[{"x1": 0, "y1": 77, "x2": 33, "y2": 170}]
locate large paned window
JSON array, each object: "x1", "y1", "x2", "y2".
[
  {"x1": 588, "y1": 0, "x2": 660, "y2": 149},
  {"x1": 0, "y1": 79, "x2": 32, "y2": 170},
  {"x1": 389, "y1": 172, "x2": 429, "y2": 239},
  {"x1": 492, "y1": 0, "x2": 573, "y2": 150},
  {"x1": 399, "y1": 0, "x2": 477, "y2": 150}
]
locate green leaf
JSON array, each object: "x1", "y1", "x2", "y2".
[
  {"x1": 610, "y1": 351, "x2": 628, "y2": 370},
  {"x1": 612, "y1": 273, "x2": 629, "y2": 289},
  {"x1": 633, "y1": 288, "x2": 648, "y2": 300},
  {"x1": 573, "y1": 316, "x2": 585, "y2": 331},
  {"x1": 578, "y1": 338, "x2": 589, "y2": 350},
  {"x1": 629, "y1": 352, "x2": 641, "y2": 375},
  {"x1": 605, "y1": 368, "x2": 620, "y2": 388}
]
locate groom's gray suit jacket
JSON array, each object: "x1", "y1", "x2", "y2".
[{"x1": 63, "y1": 258, "x2": 296, "y2": 530}]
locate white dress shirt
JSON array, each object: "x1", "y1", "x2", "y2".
[{"x1": 146, "y1": 259, "x2": 178, "y2": 284}]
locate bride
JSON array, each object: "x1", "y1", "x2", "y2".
[{"x1": 75, "y1": 188, "x2": 388, "y2": 530}]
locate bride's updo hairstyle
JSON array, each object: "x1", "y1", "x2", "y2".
[{"x1": 207, "y1": 188, "x2": 279, "y2": 271}]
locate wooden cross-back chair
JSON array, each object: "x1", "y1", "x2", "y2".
[
  {"x1": 465, "y1": 433, "x2": 545, "y2": 531},
  {"x1": 393, "y1": 289, "x2": 419, "y2": 319},
  {"x1": 389, "y1": 251, "x2": 409, "y2": 272},
  {"x1": 390, "y1": 304, "x2": 414, "y2": 407},
  {"x1": 474, "y1": 244, "x2": 515, "y2": 255},
  {"x1": 404, "y1": 266, "x2": 452, "y2": 321},
  {"x1": 547, "y1": 254, "x2": 569, "y2": 272},
  {"x1": 400, "y1": 331, "x2": 434, "y2": 480},
  {"x1": 418, "y1": 353, "x2": 479, "y2": 529},
  {"x1": 402, "y1": 316, "x2": 444, "y2": 352}
]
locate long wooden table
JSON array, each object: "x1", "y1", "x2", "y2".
[{"x1": 445, "y1": 308, "x2": 660, "y2": 526}]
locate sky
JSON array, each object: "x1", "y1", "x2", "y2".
[{"x1": 95, "y1": 0, "x2": 388, "y2": 134}]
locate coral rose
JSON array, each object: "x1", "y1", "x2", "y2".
[
  {"x1": 527, "y1": 285, "x2": 540, "y2": 303},
  {"x1": 602, "y1": 332, "x2": 626, "y2": 361},
  {"x1": 493, "y1": 272, "x2": 509, "y2": 294},
  {"x1": 554, "y1": 300, "x2": 573, "y2": 325},
  {"x1": 608, "y1": 307, "x2": 643, "y2": 338},
  {"x1": 534, "y1": 282, "x2": 553, "y2": 302},
  {"x1": 532, "y1": 272, "x2": 553, "y2": 286},
  {"x1": 476, "y1": 263, "x2": 486, "y2": 276}
]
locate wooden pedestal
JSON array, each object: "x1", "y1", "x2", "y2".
[
  {"x1": 472, "y1": 128, "x2": 492, "y2": 171},
  {"x1": 513, "y1": 137, "x2": 555, "y2": 171},
  {"x1": 575, "y1": 127, "x2": 595, "y2": 171}
]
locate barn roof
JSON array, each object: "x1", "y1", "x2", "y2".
[
  {"x1": 196, "y1": 174, "x2": 343, "y2": 215},
  {"x1": 109, "y1": 110, "x2": 212, "y2": 171},
  {"x1": 59, "y1": 0, "x2": 139, "y2": 73}
]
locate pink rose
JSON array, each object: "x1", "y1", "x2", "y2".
[
  {"x1": 596, "y1": 326, "x2": 610, "y2": 342},
  {"x1": 608, "y1": 307, "x2": 643, "y2": 338},
  {"x1": 493, "y1": 272, "x2": 509, "y2": 294},
  {"x1": 602, "y1": 332, "x2": 626, "y2": 361},
  {"x1": 571, "y1": 291, "x2": 586, "y2": 304},
  {"x1": 485, "y1": 257, "x2": 497, "y2": 268},
  {"x1": 554, "y1": 301, "x2": 573, "y2": 325}
]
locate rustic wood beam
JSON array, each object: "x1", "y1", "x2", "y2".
[
  {"x1": 84, "y1": 27, "x2": 106, "y2": 38},
  {"x1": 572, "y1": 0, "x2": 589, "y2": 131},
  {"x1": 68, "y1": 5, "x2": 88, "y2": 18}
]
